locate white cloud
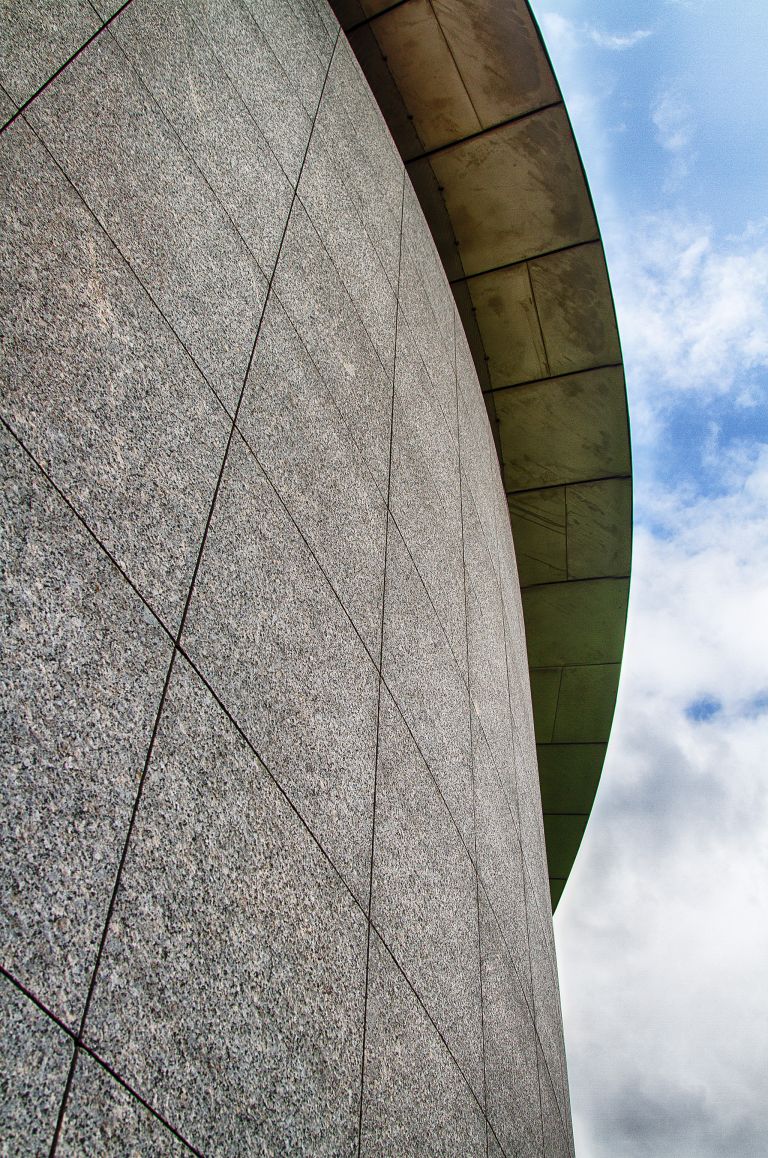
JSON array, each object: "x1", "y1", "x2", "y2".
[
  {"x1": 604, "y1": 216, "x2": 768, "y2": 439},
  {"x1": 589, "y1": 27, "x2": 652, "y2": 51},
  {"x1": 557, "y1": 452, "x2": 768, "y2": 1156},
  {"x1": 652, "y1": 86, "x2": 692, "y2": 153}
]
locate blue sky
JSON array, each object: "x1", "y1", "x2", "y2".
[{"x1": 537, "y1": 2, "x2": 768, "y2": 1155}]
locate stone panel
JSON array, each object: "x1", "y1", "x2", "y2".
[
  {"x1": 0, "y1": 120, "x2": 230, "y2": 631},
  {"x1": 372, "y1": 689, "x2": 484, "y2": 1100},
  {"x1": 84, "y1": 657, "x2": 367, "y2": 1156},
  {"x1": 182, "y1": 432, "x2": 379, "y2": 904},
  {"x1": 105, "y1": 0, "x2": 294, "y2": 276},
  {"x1": 382, "y1": 518, "x2": 473, "y2": 855},
  {"x1": 58, "y1": 1052, "x2": 190, "y2": 1156},
  {"x1": 238, "y1": 293, "x2": 387, "y2": 659},
  {"x1": 360, "y1": 935, "x2": 486, "y2": 1156},
  {"x1": 26, "y1": 32, "x2": 267, "y2": 415},
  {"x1": 0, "y1": 974, "x2": 73, "y2": 1156},
  {"x1": 1, "y1": 428, "x2": 171, "y2": 1026},
  {"x1": 0, "y1": 0, "x2": 99, "y2": 108}
]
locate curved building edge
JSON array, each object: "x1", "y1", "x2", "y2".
[{"x1": 333, "y1": 0, "x2": 633, "y2": 909}]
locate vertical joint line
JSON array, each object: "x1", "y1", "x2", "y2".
[{"x1": 357, "y1": 169, "x2": 407, "y2": 1158}]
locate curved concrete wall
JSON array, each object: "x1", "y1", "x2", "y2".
[{"x1": 1, "y1": 2, "x2": 572, "y2": 1154}]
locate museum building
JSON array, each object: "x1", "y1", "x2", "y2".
[{"x1": 0, "y1": 0, "x2": 630, "y2": 1152}]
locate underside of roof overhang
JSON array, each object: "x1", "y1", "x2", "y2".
[{"x1": 331, "y1": 0, "x2": 632, "y2": 910}]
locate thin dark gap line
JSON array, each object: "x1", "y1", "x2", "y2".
[
  {"x1": 455, "y1": 309, "x2": 489, "y2": 1128},
  {"x1": 173, "y1": 28, "x2": 341, "y2": 650},
  {"x1": 230, "y1": 424, "x2": 380, "y2": 670},
  {"x1": 525, "y1": 261, "x2": 551, "y2": 378},
  {"x1": 344, "y1": 0, "x2": 411, "y2": 35},
  {"x1": 0, "y1": 0, "x2": 135, "y2": 137},
  {"x1": 425, "y1": 0, "x2": 483, "y2": 132},
  {"x1": 98, "y1": 22, "x2": 272, "y2": 284},
  {"x1": 475, "y1": 871, "x2": 538, "y2": 1036},
  {"x1": 484, "y1": 360, "x2": 624, "y2": 395},
  {"x1": 521, "y1": 573, "x2": 629, "y2": 592},
  {"x1": 179, "y1": 0, "x2": 316, "y2": 134},
  {"x1": 0, "y1": 418, "x2": 176, "y2": 645},
  {"x1": 507, "y1": 473, "x2": 631, "y2": 498},
  {"x1": 51, "y1": 33, "x2": 341, "y2": 1145},
  {"x1": 371, "y1": 929, "x2": 488, "y2": 1118},
  {"x1": 550, "y1": 668, "x2": 565, "y2": 744},
  {"x1": 450, "y1": 237, "x2": 601, "y2": 287},
  {"x1": 408, "y1": 99, "x2": 565, "y2": 165},
  {"x1": 295, "y1": 195, "x2": 400, "y2": 392},
  {"x1": 1, "y1": 964, "x2": 201, "y2": 1154},
  {"x1": 20, "y1": 116, "x2": 237, "y2": 424},
  {"x1": 357, "y1": 172, "x2": 406, "y2": 1158},
  {"x1": 73, "y1": 649, "x2": 177, "y2": 1045},
  {"x1": 49, "y1": 1045, "x2": 80, "y2": 1156}
]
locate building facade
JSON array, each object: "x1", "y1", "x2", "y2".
[{"x1": 1, "y1": 0, "x2": 629, "y2": 1153}]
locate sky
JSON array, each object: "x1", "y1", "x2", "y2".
[{"x1": 536, "y1": 2, "x2": 768, "y2": 1155}]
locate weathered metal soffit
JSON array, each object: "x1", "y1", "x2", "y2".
[{"x1": 332, "y1": 0, "x2": 633, "y2": 909}]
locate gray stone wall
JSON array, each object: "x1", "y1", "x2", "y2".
[{"x1": 0, "y1": 2, "x2": 573, "y2": 1154}]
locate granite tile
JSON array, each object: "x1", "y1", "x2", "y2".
[
  {"x1": 0, "y1": 120, "x2": 230, "y2": 631},
  {"x1": 480, "y1": 893, "x2": 542, "y2": 1158},
  {"x1": 27, "y1": 33, "x2": 267, "y2": 414},
  {"x1": 0, "y1": 973, "x2": 73, "y2": 1157},
  {"x1": 360, "y1": 934, "x2": 486, "y2": 1157},
  {"x1": 382, "y1": 517, "x2": 474, "y2": 855},
  {"x1": 274, "y1": 199, "x2": 393, "y2": 494},
  {"x1": 0, "y1": 428, "x2": 172, "y2": 1025},
  {"x1": 0, "y1": 83, "x2": 17, "y2": 122},
  {"x1": 390, "y1": 314, "x2": 465, "y2": 673},
  {"x1": 457, "y1": 322, "x2": 503, "y2": 585},
  {"x1": 464, "y1": 482, "x2": 515, "y2": 778},
  {"x1": 528, "y1": 907, "x2": 568, "y2": 1129},
  {"x1": 182, "y1": 431, "x2": 379, "y2": 903},
  {"x1": 488, "y1": 1134, "x2": 504, "y2": 1158},
  {"x1": 472, "y1": 723, "x2": 530, "y2": 1004},
  {"x1": 538, "y1": 1044, "x2": 571, "y2": 1158},
  {"x1": 107, "y1": 0, "x2": 293, "y2": 276},
  {"x1": 58, "y1": 1052, "x2": 190, "y2": 1156},
  {"x1": 372, "y1": 689, "x2": 484, "y2": 1100},
  {"x1": 298, "y1": 54, "x2": 398, "y2": 374},
  {"x1": 84, "y1": 656, "x2": 367, "y2": 1157},
  {"x1": 309, "y1": 0, "x2": 340, "y2": 45},
  {"x1": 399, "y1": 182, "x2": 457, "y2": 432},
  {"x1": 238, "y1": 294, "x2": 387, "y2": 658},
  {"x1": 182, "y1": 0, "x2": 313, "y2": 182},
  {"x1": 326, "y1": 37, "x2": 404, "y2": 287},
  {"x1": 0, "y1": 0, "x2": 98, "y2": 107},
  {"x1": 242, "y1": 0, "x2": 333, "y2": 117}
]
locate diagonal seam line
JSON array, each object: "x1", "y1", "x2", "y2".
[
  {"x1": 356, "y1": 169, "x2": 407, "y2": 1158},
  {"x1": 47, "y1": 27, "x2": 342, "y2": 1153},
  {"x1": 0, "y1": 0, "x2": 135, "y2": 136}
]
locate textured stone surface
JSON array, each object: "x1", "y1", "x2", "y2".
[
  {"x1": 298, "y1": 47, "x2": 398, "y2": 374},
  {"x1": 0, "y1": 974, "x2": 73, "y2": 1156},
  {"x1": 27, "y1": 32, "x2": 267, "y2": 415},
  {"x1": 238, "y1": 292, "x2": 387, "y2": 660},
  {"x1": 0, "y1": 0, "x2": 99, "y2": 107},
  {"x1": 473, "y1": 724, "x2": 530, "y2": 1003},
  {"x1": 274, "y1": 198, "x2": 394, "y2": 493},
  {"x1": 182, "y1": 0, "x2": 315, "y2": 182},
  {"x1": 0, "y1": 119, "x2": 230, "y2": 632},
  {"x1": 372, "y1": 689, "x2": 484, "y2": 1099},
  {"x1": 84, "y1": 657, "x2": 367, "y2": 1156},
  {"x1": 106, "y1": 0, "x2": 294, "y2": 277},
  {"x1": 182, "y1": 432, "x2": 379, "y2": 903},
  {"x1": 382, "y1": 518, "x2": 474, "y2": 855},
  {"x1": 58, "y1": 1052, "x2": 190, "y2": 1156},
  {"x1": 0, "y1": 428, "x2": 171, "y2": 1025},
  {"x1": 480, "y1": 893, "x2": 542, "y2": 1156},
  {"x1": 360, "y1": 935, "x2": 486, "y2": 1156},
  {"x1": 0, "y1": 0, "x2": 574, "y2": 1145},
  {"x1": 390, "y1": 310, "x2": 466, "y2": 672}
]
